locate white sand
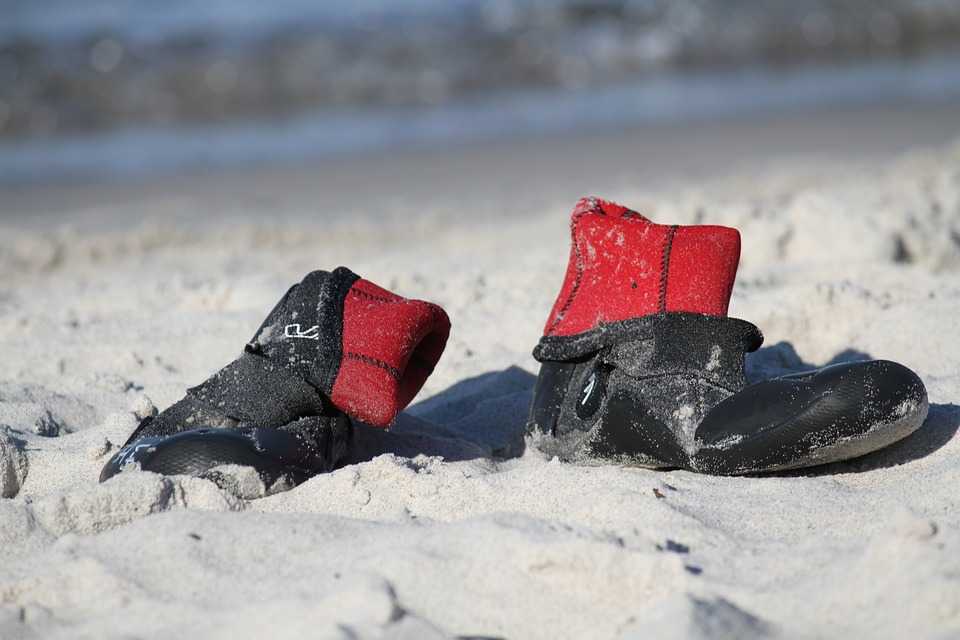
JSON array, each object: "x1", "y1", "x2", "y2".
[{"x1": 1, "y1": 107, "x2": 960, "y2": 639}]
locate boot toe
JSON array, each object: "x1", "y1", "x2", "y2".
[
  {"x1": 99, "y1": 420, "x2": 348, "y2": 487},
  {"x1": 693, "y1": 359, "x2": 928, "y2": 474}
]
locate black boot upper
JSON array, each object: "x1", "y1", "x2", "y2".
[
  {"x1": 101, "y1": 269, "x2": 361, "y2": 485},
  {"x1": 527, "y1": 312, "x2": 929, "y2": 474}
]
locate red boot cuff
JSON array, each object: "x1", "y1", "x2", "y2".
[
  {"x1": 331, "y1": 278, "x2": 450, "y2": 426},
  {"x1": 543, "y1": 197, "x2": 740, "y2": 338}
]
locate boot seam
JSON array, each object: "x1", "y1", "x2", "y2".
[
  {"x1": 659, "y1": 225, "x2": 678, "y2": 313},
  {"x1": 546, "y1": 212, "x2": 587, "y2": 336},
  {"x1": 343, "y1": 351, "x2": 402, "y2": 380},
  {"x1": 350, "y1": 287, "x2": 401, "y2": 304}
]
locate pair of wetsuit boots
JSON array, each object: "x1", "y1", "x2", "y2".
[{"x1": 101, "y1": 197, "x2": 929, "y2": 486}]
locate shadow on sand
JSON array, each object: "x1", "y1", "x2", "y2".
[
  {"x1": 350, "y1": 342, "x2": 957, "y2": 475},
  {"x1": 348, "y1": 366, "x2": 535, "y2": 466}
]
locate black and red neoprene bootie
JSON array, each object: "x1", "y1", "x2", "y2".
[
  {"x1": 100, "y1": 267, "x2": 450, "y2": 488},
  {"x1": 527, "y1": 197, "x2": 929, "y2": 474}
]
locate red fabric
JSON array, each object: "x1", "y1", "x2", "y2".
[
  {"x1": 331, "y1": 278, "x2": 450, "y2": 427},
  {"x1": 543, "y1": 197, "x2": 740, "y2": 337}
]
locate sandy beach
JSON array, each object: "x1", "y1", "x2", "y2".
[{"x1": 2, "y1": 101, "x2": 960, "y2": 639}]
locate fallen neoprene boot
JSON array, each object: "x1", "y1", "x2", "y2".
[
  {"x1": 101, "y1": 267, "x2": 450, "y2": 487},
  {"x1": 526, "y1": 197, "x2": 929, "y2": 474}
]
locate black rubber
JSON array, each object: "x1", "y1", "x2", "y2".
[
  {"x1": 100, "y1": 268, "x2": 359, "y2": 487},
  {"x1": 527, "y1": 313, "x2": 929, "y2": 474},
  {"x1": 100, "y1": 418, "x2": 352, "y2": 487},
  {"x1": 693, "y1": 360, "x2": 927, "y2": 474}
]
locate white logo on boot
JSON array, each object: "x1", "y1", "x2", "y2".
[
  {"x1": 284, "y1": 323, "x2": 320, "y2": 340},
  {"x1": 580, "y1": 372, "x2": 597, "y2": 406}
]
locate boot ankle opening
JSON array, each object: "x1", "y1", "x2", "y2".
[{"x1": 395, "y1": 323, "x2": 448, "y2": 411}]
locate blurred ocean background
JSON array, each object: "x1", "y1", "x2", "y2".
[{"x1": 1, "y1": 0, "x2": 959, "y2": 183}]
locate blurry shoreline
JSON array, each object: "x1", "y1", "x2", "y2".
[
  {"x1": 4, "y1": 0, "x2": 960, "y2": 142},
  {"x1": 3, "y1": 97, "x2": 958, "y2": 234},
  {"x1": 2, "y1": 52, "x2": 960, "y2": 186}
]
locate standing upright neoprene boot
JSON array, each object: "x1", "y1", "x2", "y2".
[
  {"x1": 527, "y1": 197, "x2": 929, "y2": 474},
  {"x1": 101, "y1": 267, "x2": 450, "y2": 489}
]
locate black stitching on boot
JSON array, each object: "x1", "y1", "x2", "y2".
[
  {"x1": 344, "y1": 352, "x2": 402, "y2": 380},
  {"x1": 659, "y1": 225, "x2": 678, "y2": 313}
]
